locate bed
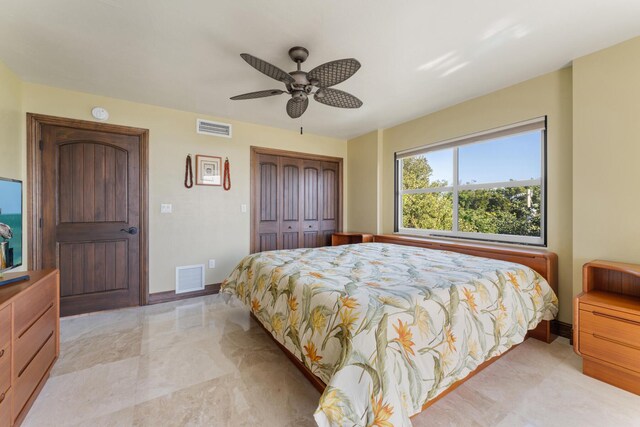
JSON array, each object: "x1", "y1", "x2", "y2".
[{"x1": 221, "y1": 235, "x2": 558, "y2": 426}]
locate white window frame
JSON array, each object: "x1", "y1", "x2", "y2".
[{"x1": 395, "y1": 117, "x2": 547, "y2": 246}]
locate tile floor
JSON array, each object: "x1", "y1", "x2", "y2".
[{"x1": 23, "y1": 294, "x2": 640, "y2": 426}]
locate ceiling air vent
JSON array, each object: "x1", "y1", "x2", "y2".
[{"x1": 196, "y1": 119, "x2": 232, "y2": 138}]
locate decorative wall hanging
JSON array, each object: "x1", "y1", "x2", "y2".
[
  {"x1": 223, "y1": 157, "x2": 231, "y2": 191},
  {"x1": 184, "y1": 154, "x2": 193, "y2": 188},
  {"x1": 196, "y1": 155, "x2": 222, "y2": 186}
]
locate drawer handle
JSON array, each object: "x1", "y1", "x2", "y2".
[
  {"x1": 592, "y1": 333, "x2": 640, "y2": 351},
  {"x1": 592, "y1": 311, "x2": 640, "y2": 327},
  {"x1": 0, "y1": 392, "x2": 4, "y2": 404}
]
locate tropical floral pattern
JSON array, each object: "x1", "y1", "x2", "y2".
[{"x1": 221, "y1": 243, "x2": 558, "y2": 426}]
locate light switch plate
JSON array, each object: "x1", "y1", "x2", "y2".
[
  {"x1": 161, "y1": 203, "x2": 172, "y2": 214},
  {"x1": 241, "y1": 204, "x2": 247, "y2": 213},
  {"x1": 208, "y1": 259, "x2": 216, "y2": 269}
]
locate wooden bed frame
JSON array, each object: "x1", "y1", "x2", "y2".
[{"x1": 250, "y1": 234, "x2": 559, "y2": 414}]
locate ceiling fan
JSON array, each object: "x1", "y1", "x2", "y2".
[{"x1": 230, "y1": 46, "x2": 362, "y2": 119}]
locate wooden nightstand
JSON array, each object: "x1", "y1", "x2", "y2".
[
  {"x1": 331, "y1": 232, "x2": 373, "y2": 246},
  {"x1": 574, "y1": 260, "x2": 640, "y2": 395}
]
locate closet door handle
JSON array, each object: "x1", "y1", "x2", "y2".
[
  {"x1": 288, "y1": 226, "x2": 292, "y2": 229},
  {"x1": 0, "y1": 348, "x2": 4, "y2": 358}
]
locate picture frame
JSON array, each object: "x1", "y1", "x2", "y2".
[{"x1": 195, "y1": 155, "x2": 222, "y2": 186}]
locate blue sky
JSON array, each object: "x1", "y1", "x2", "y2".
[
  {"x1": 423, "y1": 131, "x2": 542, "y2": 185},
  {"x1": 0, "y1": 180, "x2": 22, "y2": 215}
]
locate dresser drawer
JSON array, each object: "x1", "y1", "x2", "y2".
[
  {"x1": 13, "y1": 332, "x2": 55, "y2": 420},
  {"x1": 0, "y1": 388, "x2": 11, "y2": 427},
  {"x1": 14, "y1": 303, "x2": 56, "y2": 379},
  {"x1": 0, "y1": 306, "x2": 10, "y2": 350},
  {"x1": 0, "y1": 342, "x2": 9, "y2": 397},
  {"x1": 580, "y1": 304, "x2": 640, "y2": 347},
  {"x1": 580, "y1": 331, "x2": 640, "y2": 373},
  {"x1": 14, "y1": 275, "x2": 56, "y2": 338}
]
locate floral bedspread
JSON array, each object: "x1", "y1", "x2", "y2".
[{"x1": 221, "y1": 243, "x2": 558, "y2": 426}]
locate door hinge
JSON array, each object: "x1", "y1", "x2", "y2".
[
  {"x1": 39, "y1": 218, "x2": 43, "y2": 228},
  {"x1": 39, "y1": 140, "x2": 43, "y2": 151}
]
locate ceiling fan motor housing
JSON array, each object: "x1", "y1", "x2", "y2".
[{"x1": 292, "y1": 90, "x2": 308, "y2": 103}]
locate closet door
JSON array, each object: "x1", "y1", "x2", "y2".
[
  {"x1": 301, "y1": 160, "x2": 322, "y2": 248},
  {"x1": 319, "y1": 161, "x2": 340, "y2": 246},
  {"x1": 280, "y1": 157, "x2": 303, "y2": 249},
  {"x1": 254, "y1": 153, "x2": 279, "y2": 252},
  {"x1": 251, "y1": 148, "x2": 342, "y2": 253}
]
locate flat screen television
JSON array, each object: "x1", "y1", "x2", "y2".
[{"x1": 0, "y1": 177, "x2": 23, "y2": 274}]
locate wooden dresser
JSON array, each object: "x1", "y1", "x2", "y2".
[
  {"x1": 331, "y1": 232, "x2": 373, "y2": 246},
  {"x1": 574, "y1": 260, "x2": 640, "y2": 394},
  {"x1": 0, "y1": 270, "x2": 60, "y2": 427}
]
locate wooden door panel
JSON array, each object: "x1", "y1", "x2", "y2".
[
  {"x1": 259, "y1": 162, "x2": 278, "y2": 222},
  {"x1": 41, "y1": 123, "x2": 143, "y2": 316},
  {"x1": 259, "y1": 233, "x2": 277, "y2": 252},
  {"x1": 283, "y1": 232, "x2": 300, "y2": 250},
  {"x1": 58, "y1": 241, "x2": 128, "y2": 297},
  {"x1": 322, "y1": 168, "x2": 337, "y2": 221},
  {"x1": 304, "y1": 231, "x2": 319, "y2": 248},
  {"x1": 59, "y1": 143, "x2": 129, "y2": 223},
  {"x1": 282, "y1": 165, "x2": 299, "y2": 222},
  {"x1": 303, "y1": 166, "x2": 319, "y2": 221}
]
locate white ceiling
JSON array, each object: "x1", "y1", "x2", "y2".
[{"x1": 1, "y1": 1, "x2": 640, "y2": 139}]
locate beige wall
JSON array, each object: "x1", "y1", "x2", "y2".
[
  {"x1": 0, "y1": 62, "x2": 22, "y2": 180},
  {"x1": 347, "y1": 130, "x2": 381, "y2": 234},
  {"x1": 351, "y1": 69, "x2": 575, "y2": 323},
  {"x1": 16, "y1": 82, "x2": 347, "y2": 293},
  {"x1": 572, "y1": 37, "x2": 640, "y2": 291}
]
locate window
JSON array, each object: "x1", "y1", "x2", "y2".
[{"x1": 395, "y1": 117, "x2": 546, "y2": 245}]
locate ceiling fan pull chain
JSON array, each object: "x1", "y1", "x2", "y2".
[{"x1": 184, "y1": 154, "x2": 193, "y2": 189}]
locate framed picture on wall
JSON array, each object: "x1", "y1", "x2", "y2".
[{"x1": 196, "y1": 155, "x2": 222, "y2": 186}]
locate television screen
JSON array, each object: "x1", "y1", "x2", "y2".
[{"x1": 0, "y1": 178, "x2": 22, "y2": 272}]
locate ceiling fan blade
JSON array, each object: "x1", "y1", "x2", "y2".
[
  {"x1": 314, "y1": 88, "x2": 362, "y2": 109},
  {"x1": 286, "y1": 98, "x2": 309, "y2": 119},
  {"x1": 230, "y1": 89, "x2": 285, "y2": 100},
  {"x1": 308, "y1": 58, "x2": 361, "y2": 88},
  {"x1": 240, "y1": 53, "x2": 295, "y2": 84}
]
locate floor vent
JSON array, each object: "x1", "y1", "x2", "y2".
[
  {"x1": 196, "y1": 119, "x2": 232, "y2": 138},
  {"x1": 175, "y1": 264, "x2": 205, "y2": 294}
]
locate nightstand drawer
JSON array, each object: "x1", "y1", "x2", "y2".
[
  {"x1": 580, "y1": 331, "x2": 640, "y2": 373},
  {"x1": 580, "y1": 304, "x2": 640, "y2": 347}
]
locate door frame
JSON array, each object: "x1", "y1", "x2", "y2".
[
  {"x1": 26, "y1": 113, "x2": 150, "y2": 305},
  {"x1": 250, "y1": 146, "x2": 344, "y2": 253}
]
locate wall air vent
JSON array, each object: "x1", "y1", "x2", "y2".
[
  {"x1": 196, "y1": 119, "x2": 232, "y2": 138},
  {"x1": 175, "y1": 264, "x2": 205, "y2": 294}
]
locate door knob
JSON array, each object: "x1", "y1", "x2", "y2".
[
  {"x1": 120, "y1": 227, "x2": 138, "y2": 235},
  {"x1": 288, "y1": 226, "x2": 292, "y2": 229}
]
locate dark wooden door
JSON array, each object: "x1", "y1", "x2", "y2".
[
  {"x1": 40, "y1": 124, "x2": 144, "y2": 316},
  {"x1": 252, "y1": 149, "x2": 342, "y2": 253}
]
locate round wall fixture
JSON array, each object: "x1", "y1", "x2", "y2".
[{"x1": 91, "y1": 107, "x2": 109, "y2": 121}]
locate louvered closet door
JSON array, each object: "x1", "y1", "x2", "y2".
[
  {"x1": 302, "y1": 159, "x2": 322, "y2": 248},
  {"x1": 280, "y1": 157, "x2": 303, "y2": 249}
]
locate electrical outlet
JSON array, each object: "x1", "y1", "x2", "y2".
[
  {"x1": 160, "y1": 203, "x2": 172, "y2": 214},
  {"x1": 241, "y1": 204, "x2": 247, "y2": 213},
  {"x1": 208, "y1": 259, "x2": 216, "y2": 269}
]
